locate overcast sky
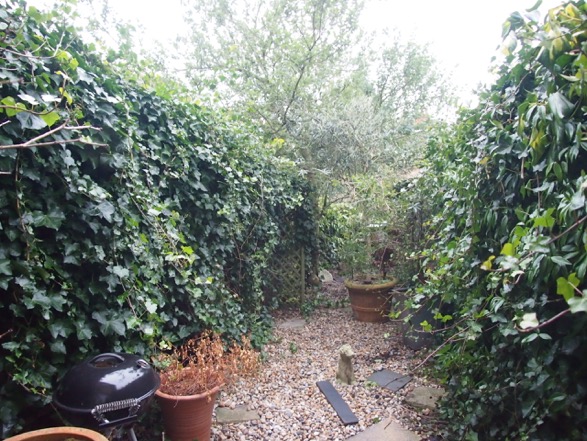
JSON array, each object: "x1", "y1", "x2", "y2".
[
  {"x1": 29, "y1": 0, "x2": 566, "y2": 104},
  {"x1": 106, "y1": 0, "x2": 565, "y2": 104},
  {"x1": 361, "y1": 0, "x2": 565, "y2": 104}
]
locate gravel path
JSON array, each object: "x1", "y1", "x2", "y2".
[{"x1": 212, "y1": 281, "x2": 442, "y2": 440}]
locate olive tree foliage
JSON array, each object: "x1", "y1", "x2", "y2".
[
  {"x1": 296, "y1": 34, "x2": 450, "y2": 179},
  {"x1": 180, "y1": 0, "x2": 362, "y2": 132},
  {"x1": 177, "y1": 0, "x2": 453, "y2": 181}
]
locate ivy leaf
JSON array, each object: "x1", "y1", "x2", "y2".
[
  {"x1": 181, "y1": 246, "x2": 194, "y2": 255},
  {"x1": 41, "y1": 94, "x2": 61, "y2": 103},
  {"x1": 1, "y1": 96, "x2": 26, "y2": 117},
  {"x1": 568, "y1": 296, "x2": 587, "y2": 314},
  {"x1": 501, "y1": 243, "x2": 515, "y2": 256},
  {"x1": 0, "y1": 259, "x2": 12, "y2": 276},
  {"x1": 50, "y1": 340, "x2": 67, "y2": 354},
  {"x1": 144, "y1": 299, "x2": 157, "y2": 314},
  {"x1": 551, "y1": 255, "x2": 571, "y2": 266},
  {"x1": 480, "y1": 255, "x2": 495, "y2": 271},
  {"x1": 96, "y1": 201, "x2": 115, "y2": 222},
  {"x1": 40, "y1": 110, "x2": 60, "y2": 127},
  {"x1": 16, "y1": 111, "x2": 47, "y2": 130},
  {"x1": 92, "y1": 311, "x2": 126, "y2": 336},
  {"x1": 519, "y1": 312, "x2": 539, "y2": 329},
  {"x1": 17, "y1": 93, "x2": 39, "y2": 106},
  {"x1": 548, "y1": 92, "x2": 574, "y2": 119},
  {"x1": 533, "y1": 211, "x2": 555, "y2": 228},
  {"x1": 76, "y1": 67, "x2": 94, "y2": 84},
  {"x1": 569, "y1": 191, "x2": 585, "y2": 211},
  {"x1": 111, "y1": 265, "x2": 129, "y2": 279},
  {"x1": 48, "y1": 321, "x2": 73, "y2": 339},
  {"x1": 557, "y1": 273, "x2": 579, "y2": 301}
]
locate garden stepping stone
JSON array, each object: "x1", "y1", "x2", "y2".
[
  {"x1": 277, "y1": 318, "x2": 306, "y2": 330},
  {"x1": 316, "y1": 380, "x2": 359, "y2": 425},
  {"x1": 216, "y1": 406, "x2": 260, "y2": 424},
  {"x1": 367, "y1": 369, "x2": 411, "y2": 392},
  {"x1": 404, "y1": 386, "x2": 445, "y2": 410},
  {"x1": 345, "y1": 418, "x2": 420, "y2": 441}
]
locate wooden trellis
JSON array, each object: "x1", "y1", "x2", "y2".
[{"x1": 264, "y1": 247, "x2": 306, "y2": 305}]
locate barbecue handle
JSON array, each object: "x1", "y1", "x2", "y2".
[
  {"x1": 89, "y1": 353, "x2": 125, "y2": 364},
  {"x1": 92, "y1": 398, "x2": 141, "y2": 428}
]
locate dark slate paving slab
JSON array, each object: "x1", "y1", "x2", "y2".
[
  {"x1": 316, "y1": 380, "x2": 359, "y2": 425},
  {"x1": 367, "y1": 369, "x2": 411, "y2": 392}
]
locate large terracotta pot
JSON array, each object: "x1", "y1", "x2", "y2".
[
  {"x1": 155, "y1": 384, "x2": 222, "y2": 441},
  {"x1": 344, "y1": 278, "x2": 397, "y2": 322},
  {"x1": 4, "y1": 427, "x2": 108, "y2": 441}
]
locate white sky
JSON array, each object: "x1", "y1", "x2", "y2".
[
  {"x1": 362, "y1": 0, "x2": 565, "y2": 104},
  {"x1": 106, "y1": 0, "x2": 565, "y2": 105},
  {"x1": 30, "y1": 0, "x2": 566, "y2": 105}
]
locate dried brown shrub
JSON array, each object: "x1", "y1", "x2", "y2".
[{"x1": 156, "y1": 331, "x2": 259, "y2": 396}]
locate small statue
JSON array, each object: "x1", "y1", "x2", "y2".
[{"x1": 336, "y1": 344, "x2": 355, "y2": 385}]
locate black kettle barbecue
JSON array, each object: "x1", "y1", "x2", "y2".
[{"x1": 53, "y1": 352, "x2": 160, "y2": 438}]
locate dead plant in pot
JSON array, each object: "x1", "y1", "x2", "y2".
[{"x1": 153, "y1": 331, "x2": 259, "y2": 441}]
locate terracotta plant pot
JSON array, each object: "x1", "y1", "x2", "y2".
[
  {"x1": 4, "y1": 427, "x2": 108, "y2": 441},
  {"x1": 344, "y1": 278, "x2": 397, "y2": 322},
  {"x1": 155, "y1": 384, "x2": 222, "y2": 441}
]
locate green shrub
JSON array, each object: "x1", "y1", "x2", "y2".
[{"x1": 418, "y1": 2, "x2": 587, "y2": 439}]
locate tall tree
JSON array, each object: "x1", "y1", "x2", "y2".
[
  {"x1": 180, "y1": 0, "x2": 364, "y2": 137},
  {"x1": 178, "y1": 0, "x2": 452, "y2": 180}
]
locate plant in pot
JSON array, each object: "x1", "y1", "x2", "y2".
[
  {"x1": 340, "y1": 220, "x2": 399, "y2": 322},
  {"x1": 337, "y1": 176, "x2": 402, "y2": 322},
  {"x1": 153, "y1": 331, "x2": 259, "y2": 441}
]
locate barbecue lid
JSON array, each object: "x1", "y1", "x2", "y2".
[{"x1": 53, "y1": 352, "x2": 160, "y2": 412}]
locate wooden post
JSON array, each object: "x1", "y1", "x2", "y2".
[{"x1": 300, "y1": 247, "x2": 305, "y2": 305}]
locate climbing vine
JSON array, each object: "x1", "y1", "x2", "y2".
[
  {"x1": 0, "y1": 1, "x2": 318, "y2": 435},
  {"x1": 417, "y1": 2, "x2": 587, "y2": 439}
]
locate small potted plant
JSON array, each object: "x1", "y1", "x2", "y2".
[
  {"x1": 337, "y1": 175, "x2": 421, "y2": 322},
  {"x1": 340, "y1": 218, "x2": 398, "y2": 322},
  {"x1": 154, "y1": 331, "x2": 259, "y2": 441}
]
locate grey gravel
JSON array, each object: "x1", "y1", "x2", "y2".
[{"x1": 212, "y1": 295, "x2": 443, "y2": 440}]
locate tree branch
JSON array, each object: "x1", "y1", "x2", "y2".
[
  {"x1": 0, "y1": 123, "x2": 107, "y2": 150},
  {"x1": 517, "y1": 308, "x2": 571, "y2": 333}
]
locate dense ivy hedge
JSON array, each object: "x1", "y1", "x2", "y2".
[
  {"x1": 0, "y1": 1, "x2": 317, "y2": 434},
  {"x1": 418, "y1": 2, "x2": 587, "y2": 439}
]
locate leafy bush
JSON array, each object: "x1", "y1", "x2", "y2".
[
  {"x1": 332, "y1": 173, "x2": 429, "y2": 283},
  {"x1": 0, "y1": 1, "x2": 317, "y2": 435},
  {"x1": 418, "y1": 2, "x2": 587, "y2": 439}
]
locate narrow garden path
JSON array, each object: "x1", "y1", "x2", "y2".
[{"x1": 211, "y1": 278, "x2": 444, "y2": 440}]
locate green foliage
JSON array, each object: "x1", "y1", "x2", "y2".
[
  {"x1": 418, "y1": 2, "x2": 587, "y2": 439},
  {"x1": 0, "y1": 1, "x2": 318, "y2": 435},
  {"x1": 333, "y1": 172, "x2": 428, "y2": 282},
  {"x1": 179, "y1": 0, "x2": 454, "y2": 187}
]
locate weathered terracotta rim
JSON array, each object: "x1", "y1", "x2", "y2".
[
  {"x1": 344, "y1": 278, "x2": 398, "y2": 291},
  {"x1": 4, "y1": 426, "x2": 108, "y2": 441},
  {"x1": 155, "y1": 383, "x2": 223, "y2": 401}
]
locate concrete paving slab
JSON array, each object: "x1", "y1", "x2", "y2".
[
  {"x1": 216, "y1": 406, "x2": 259, "y2": 424},
  {"x1": 277, "y1": 318, "x2": 306, "y2": 330},
  {"x1": 367, "y1": 369, "x2": 411, "y2": 392},
  {"x1": 346, "y1": 419, "x2": 419, "y2": 441},
  {"x1": 404, "y1": 386, "x2": 445, "y2": 410}
]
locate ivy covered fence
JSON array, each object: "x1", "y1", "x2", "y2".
[{"x1": 0, "y1": 1, "x2": 318, "y2": 435}]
